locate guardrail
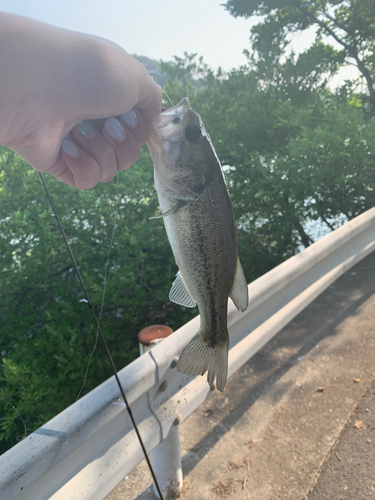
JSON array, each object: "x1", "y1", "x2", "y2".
[{"x1": 1, "y1": 207, "x2": 375, "y2": 500}]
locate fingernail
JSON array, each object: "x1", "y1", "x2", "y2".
[
  {"x1": 104, "y1": 117, "x2": 126, "y2": 142},
  {"x1": 61, "y1": 139, "x2": 80, "y2": 159},
  {"x1": 119, "y1": 109, "x2": 138, "y2": 129},
  {"x1": 74, "y1": 120, "x2": 97, "y2": 139}
]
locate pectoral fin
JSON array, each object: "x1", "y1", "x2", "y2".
[
  {"x1": 149, "y1": 201, "x2": 182, "y2": 220},
  {"x1": 229, "y1": 257, "x2": 249, "y2": 312},
  {"x1": 169, "y1": 271, "x2": 197, "y2": 308}
]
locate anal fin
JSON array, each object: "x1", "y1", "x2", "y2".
[
  {"x1": 169, "y1": 271, "x2": 196, "y2": 308},
  {"x1": 230, "y1": 257, "x2": 249, "y2": 312}
]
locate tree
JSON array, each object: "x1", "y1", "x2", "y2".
[{"x1": 224, "y1": 0, "x2": 375, "y2": 113}]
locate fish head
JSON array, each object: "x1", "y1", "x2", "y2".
[{"x1": 147, "y1": 98, "x2": 218, "y2": 202}]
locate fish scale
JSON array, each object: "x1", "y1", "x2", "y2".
[{"x1": 169, "y1": 178, "x2": 235, "y2": 341}]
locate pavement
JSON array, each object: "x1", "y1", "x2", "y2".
[
  {"x1": 308, "y1": 379, "x2": 375, "y2": 500},
  {"x1": 106, "y1": 250, "x2": 375, "y2": 500}
]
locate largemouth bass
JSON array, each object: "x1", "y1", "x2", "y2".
[{"x1": 147, "y1": 97, "x2": 248, "y2": 391}]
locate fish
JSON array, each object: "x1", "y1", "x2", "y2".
[{"x1": 147, "y1": 97, "x2": 248, "y2": 391}]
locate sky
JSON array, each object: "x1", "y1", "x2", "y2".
[
  {"x1": 1, "y1": 0, "x2": 256, "y2": 70},
  {"x1": 1, "y1": 0, "x2": 358, "y2": 84}
]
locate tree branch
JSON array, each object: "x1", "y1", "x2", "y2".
[{"x1": 293, "y1": 2, "x2": 374, "y2": 104}]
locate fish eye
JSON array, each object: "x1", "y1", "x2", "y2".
[{"x1": 184, "y1": 124, "x2": 201, "y2": 143}]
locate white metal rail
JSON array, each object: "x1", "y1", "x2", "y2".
[{"x1": 1, "y1": 208, "x2": 375, "y2": 500}]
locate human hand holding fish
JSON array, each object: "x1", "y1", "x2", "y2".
[
  {"x1": 147, "y1": 98, "x2": 249, "y2": 391},
  {"x1": 0, "y1": 12, "x2": 161, "y2": 189}
]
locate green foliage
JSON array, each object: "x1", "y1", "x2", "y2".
[
  {"x1": 224, "y1": 0, "x2": 375, "y2": 112},
  {"x1": 287, "y1": 91, "x2": 375, "y2": 221}
]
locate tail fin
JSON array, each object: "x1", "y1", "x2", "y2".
[{"x1": 176, "y1": 332, "x2": 229, "y2": 391}]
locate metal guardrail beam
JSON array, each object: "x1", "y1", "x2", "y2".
[{"x1": 1, "y1": 208, "x2": 375, "y2": 500}]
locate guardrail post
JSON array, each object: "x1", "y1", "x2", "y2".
[
  {"x1": 151, "y1": 427, "x2": 183, "y2": 500},
  {"x1": 138, "y1": 325, "x2": 174, "y2": 355},
  {"x1": 138, "y1": 325, "x2": 182, "y2": 498}
]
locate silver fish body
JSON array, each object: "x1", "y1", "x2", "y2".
[{"x1": 147, "y1": 98, "x2": 248, "y2": 391}]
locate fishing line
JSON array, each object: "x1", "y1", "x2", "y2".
[
  {"x1": 38, "y1": 172, "x2": 165, "y2": 500},
  {"x1": 76, "y1": 173, "x2": 119, "y2": 402},
  {"x1": 160, "y1": 86, "x2": 174, "y2": 107}
]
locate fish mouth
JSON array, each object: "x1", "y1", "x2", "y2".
[
  {"x1": 147, "y1": 97, "x2": 203, "y2": 158},
  {"x1": 152, "y1": 97, "x2": 191, "y2": 135}
]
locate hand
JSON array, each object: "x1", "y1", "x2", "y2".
[{"x1": 0, "y1": 13, "x2": 162, "y2": 189}]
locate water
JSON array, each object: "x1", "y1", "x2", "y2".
[{"x1": 300, "y1": 214, "x2": 349, "y2": 251}]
